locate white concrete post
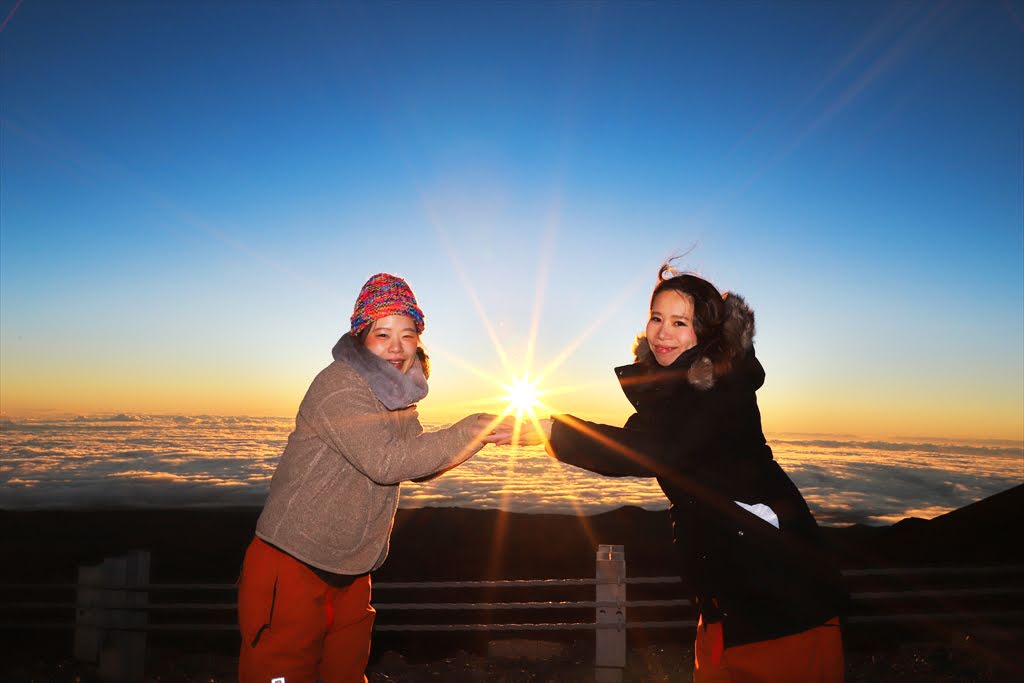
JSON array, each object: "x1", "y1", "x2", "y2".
[
  {"x1": 74, "y1": 552, "x2": 149, "y2": 683},
  {"x1": 595, "y1": 544, "x2": 626, "y2": 683},
  {"x1": 99, "y1": 550, "x2": 149, "y2": 683},
  {"x1": 74, "y1": 563, "x2": 103, "y2": 661}
]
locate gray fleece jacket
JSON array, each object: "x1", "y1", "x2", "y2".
[{"x1": 256, "y1": 334, "x2": 485, "y2": 574}]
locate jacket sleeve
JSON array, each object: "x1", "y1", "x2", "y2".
[
  {"x1": 547, "y1": 412, "x2": 658, "y2": 477},
  {"x1": 306, "y1": 381, "x2": 485, "y2": 485},
  {"x1": 547, "y1": 386, "x2": 737, "y2": 480}
]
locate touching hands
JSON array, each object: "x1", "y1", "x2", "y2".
[
  {"x1": 488, "y1": 418, "x2": 553, "y2": 447},
  {"x1": 514, "y1": 418, "x2": 552, "y2": 446},
  {"x1": 476, "y1": 414, "x2": 516, "y2": 445},
  {"x1": 476, "y1": 415, "x2": 554, "y2": 447}
]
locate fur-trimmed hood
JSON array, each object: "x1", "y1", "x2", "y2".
[{"x1": 630, "y1": 292, "x2": 756, "y2": 390}]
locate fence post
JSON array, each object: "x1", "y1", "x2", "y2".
[
  {"x1": 74, "y1": 562, "x2": 103, "y2": 661},
  {"x1": 595, "y1": 544, "x2": 626, "y2": 683},
  {"x1": 74, "y1": 552, "x2": 149, "y2": 683},
  {"x1": 99, "y1": 550, "x2": 149, "y2": 683}
]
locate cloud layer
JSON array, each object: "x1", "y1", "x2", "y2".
[{"x1": 1, "y1": 416, "x2": 1020, "y2": 526}]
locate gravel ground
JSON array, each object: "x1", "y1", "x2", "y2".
[{"x1": 2, "y1": 638, "x2": 1019, "y2": 683}]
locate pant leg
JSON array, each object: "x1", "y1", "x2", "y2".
[
  {"x1": 319, "y1": 574, "x2": 376, "y2": 683},
  {"x1": 694, "y1": 615, "x2": 732, "y2": 683},
  {"x1": 238, "y1": 537, "x2": 328, "y2": 683},
  {"x1": 719, "y1": 617, "x2": 845, "y2": 683}
]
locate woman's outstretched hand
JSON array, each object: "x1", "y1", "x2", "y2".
[
  {"x1": 476, "y1": 414, "x2": 516, "y2": 445},
  {"x1": 473, "y1": 415, "x2": 554, "y2": 446},
  {"x1": 488, "y1": 418, "x2": 553, "y2": 447},
  {"x1": 522, "y1": 418, "x2": 553, "y2": 446}
]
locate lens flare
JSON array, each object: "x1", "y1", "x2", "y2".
[
  {"x1": 424, "y1": 203, "x2": 611, "y2": 550},
  {"x1": 501, "y1": 375, "x2": 544, "y2": 419}
]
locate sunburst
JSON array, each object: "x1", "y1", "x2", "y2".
[
  {"x1": 423, "y1": 209, "x2": 653, "y2": 555},
  {"x1": 501, "y1": 375, "x2": 543, "y2": 419},
  {"x1": 497, "y1": 374, "x2": 547, "y2": 445}
]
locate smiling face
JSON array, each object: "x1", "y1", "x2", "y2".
[
  {"x1": 363, "y1": 315, "x2": 420, "y2": 373},
  {"x1": 646, "y1": 290, "x2": 699, "y2": 366}
]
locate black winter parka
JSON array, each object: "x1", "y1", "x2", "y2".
[{"x1": 548, "y1": 328, "x2": 847, "y2": 647}]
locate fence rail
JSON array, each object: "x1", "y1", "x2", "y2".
[
  {"x1": 2, "y1": 552, "x2": 1022, "y2": 683},
  {"x1": 5, "y1": 563, "x2": 1021, "y2": 594},
  {"x1": 8, "y1": 585, "x2": 1024, "y2": 613}
]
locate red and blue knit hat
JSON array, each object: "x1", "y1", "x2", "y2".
[{"x1": 350, "y1": 273, "x2": 425, "y2": 335}]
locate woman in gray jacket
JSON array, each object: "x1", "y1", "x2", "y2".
[{"x1": 238, "y1": 273, "x2": 506, "y2": 683}]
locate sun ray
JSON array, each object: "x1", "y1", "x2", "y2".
[
  {"x1": 428, "y1": 346, "x2": 516, "y2": 391},
  {"x1": 0, "y1": 0, "x2": 25, "y2": 34},
  {"x1": 523, "y1": 222, "x2": 557, "y2": 376},
  {"x1": 485, "y1": 506, "x2": 511, "y2": 583},
  {"x1": 438, "y1": 395, "x2": 526, "y2": 412},
  {"x1": 532, "y1": 269, "x2": 651, "y2": 385},
  {"x1": 430, "y1": 227, "x2": 517, "y2": 379},
  {"x1": 521, "y1": 409, "x2": 599, "y2": 547},
  {"x1": 3, "y1": 121, "x2": 338, "y2": 299},
  {"x1": 532, "y1": 381, "x2": 619, "y2": 398},
  {"x1": 541, "y1": 414, "x2": 843, "y2": 583},
  {"x1": 412, "y1": 185, "x2": 662, "y2": 566},
  {"x1": 395, "y1": 93, "x2": 875, "y2": 598}
]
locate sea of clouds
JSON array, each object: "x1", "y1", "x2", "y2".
[{"x1": 1, "y1": 415, "x2": 1020, "y2": 526}]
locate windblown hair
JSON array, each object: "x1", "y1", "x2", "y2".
[{"x1": 637, "y1": 261, "x2": 755, "y2": 386}]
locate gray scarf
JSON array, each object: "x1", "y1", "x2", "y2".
[{"x1": 331, "y1": 333, "x2": 428, "y2": 410}]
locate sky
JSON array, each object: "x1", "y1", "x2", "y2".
[{"x1": 1, "y1": 1, "x2": 1022, "y2": 440}]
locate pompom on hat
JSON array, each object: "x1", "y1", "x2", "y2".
[{"x1": 350, "y1": 273, "x2": 425, "y2": 335}]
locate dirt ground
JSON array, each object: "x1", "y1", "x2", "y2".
[{"x1": 3, "y1": 636, "x2": 1021, "y2": 683}]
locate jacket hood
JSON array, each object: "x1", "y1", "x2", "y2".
[
  {"x1": 331, "y1": 333, "x2": 428, "y2": 410},
  {"x1": 631, "y1": 292, "x2": 756, "y2": 390}
]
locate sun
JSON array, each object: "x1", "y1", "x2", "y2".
[{"x1": 501, "y1": 375, "x2": 544, "y2": 421}]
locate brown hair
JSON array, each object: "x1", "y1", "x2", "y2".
[{"x1": 650, "y1": 263, "x2": 736, "y2": 377}]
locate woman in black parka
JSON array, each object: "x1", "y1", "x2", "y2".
[{"x1": 522, "y1": 265, "x2": 847, "y2": 682}]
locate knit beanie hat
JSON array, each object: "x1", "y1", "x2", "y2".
[{"x1": 350, "y1": 273, "x2": 425, "y2": 335}]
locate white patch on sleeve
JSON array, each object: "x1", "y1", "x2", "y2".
[{"x1": 735, "y1": 501, "x2": 780, "y2": 529}]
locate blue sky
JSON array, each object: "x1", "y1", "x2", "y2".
[{"x1": 2, "y1": 1, "x2": 1022, "y2": 438}]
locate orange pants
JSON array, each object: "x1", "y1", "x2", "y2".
[
  {"x1": 694, "y1": 616, "x2": 844, "y2": 683},
  {"x1": 238, "y1": 537, "x2": 375, "y2": 683}
]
